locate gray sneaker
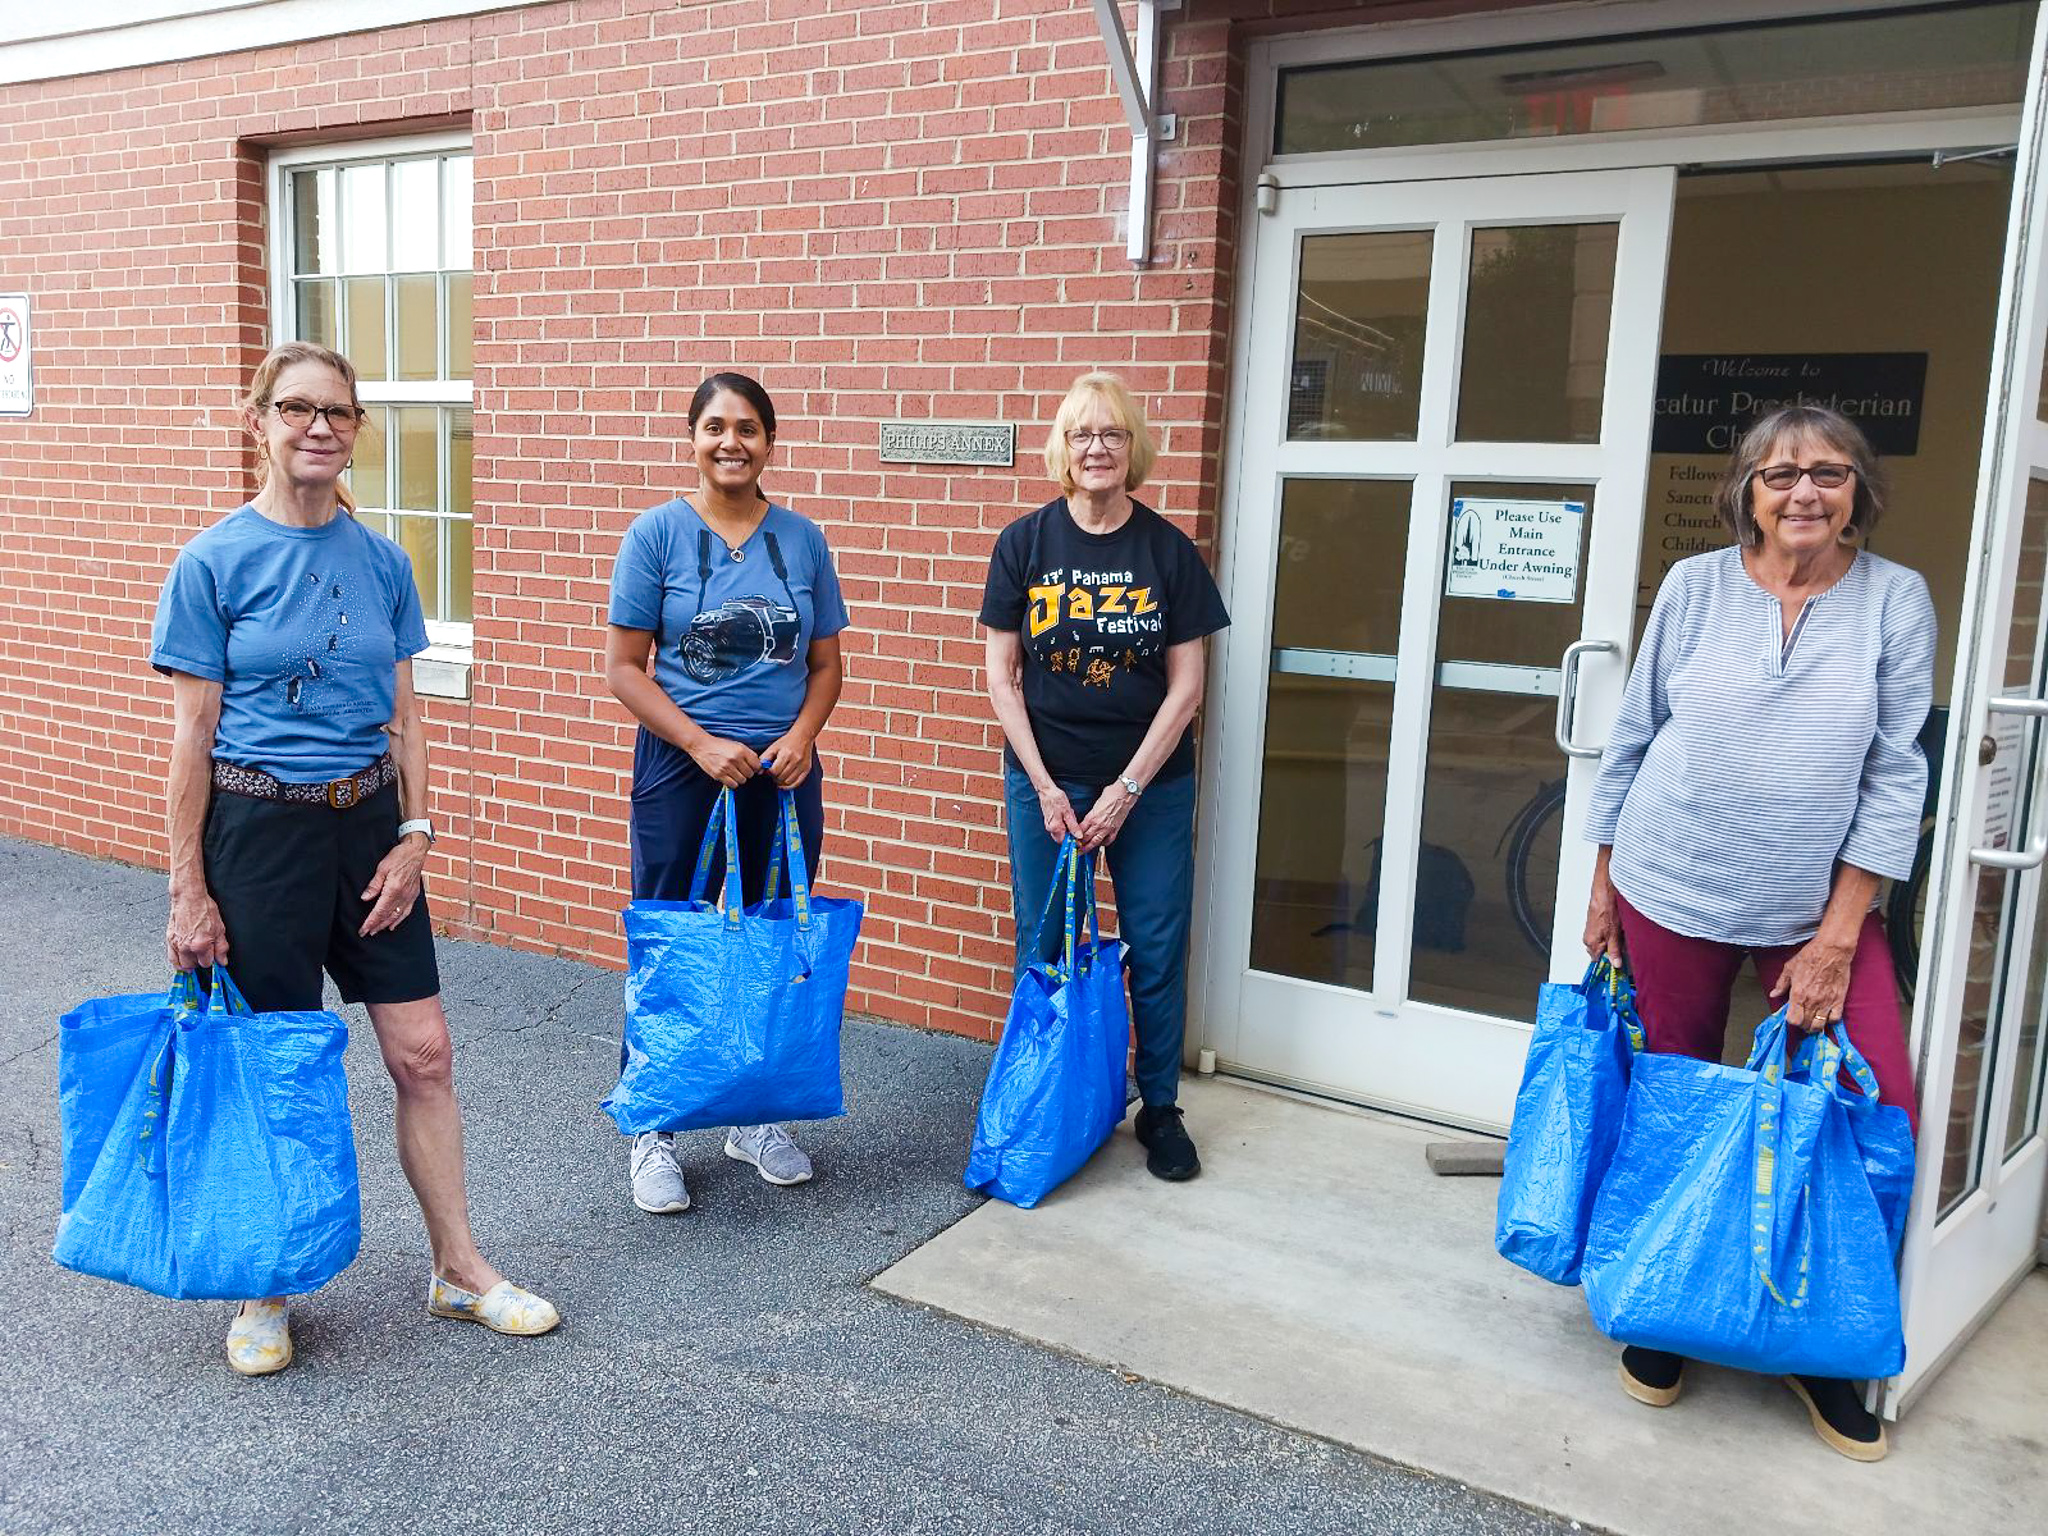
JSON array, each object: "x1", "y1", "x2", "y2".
[
  {"x1": 630, "y1": 1131, "x2": 690, "y2": 1213},
  {"x1": 724, "y1": 1123, "x2": 813, "y2": 1186}
]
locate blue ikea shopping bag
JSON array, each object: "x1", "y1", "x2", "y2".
[
  {"x1": 1582, "y1": 1011, "x2": 1913, "y2": 1380},
  {"x1": 964, "y1": 838, "x2": 1130, "y2": 1209},
  {"x1": 55, "y1": 970, "x2": 361, "y2": 1301},
  {"x1": 604, "y1": 787, "x2": 861, "y2": 1134},
  {"x1": 1496, "y1": 958, "x2": 1645, "y2": 1285}
]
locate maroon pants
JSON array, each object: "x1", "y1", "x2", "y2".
[{"x1": 1614, "y1": 892, "x2": 1918, "y2": 1135}]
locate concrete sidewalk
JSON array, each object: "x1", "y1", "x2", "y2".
[
  {"x1": 877, "y1": 1076, "x2": 2048, "y2": 1536},
  {"x1": 0, "y1": 836, "x2": 1570, "y2": 1536}
]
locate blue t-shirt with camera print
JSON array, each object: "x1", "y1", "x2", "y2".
[{"x1": 608, "y1": 498, "x2": 848, "y2": 745}]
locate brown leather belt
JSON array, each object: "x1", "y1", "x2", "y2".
[{"x1": 212, "y1": 753, "x2": 397, "y2": 809}]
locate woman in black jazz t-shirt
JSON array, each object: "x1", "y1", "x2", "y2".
[{"x1": 979, "y1": 371, "x2": 1229, "y2": 1181}]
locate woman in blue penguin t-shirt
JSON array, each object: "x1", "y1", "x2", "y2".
[
  {"x1": 153, "y1": 342, "x2": 558, "y2": 1377},
  {"x1": 604, "y1": 372, "x2": 849, "y2": 1215}
]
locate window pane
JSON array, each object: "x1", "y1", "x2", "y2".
[
  {"x1": 291, "y1": 168, "x2": 334, "y2": 274},
  {"x1": 359, "y1": 510, "x2": 395, "y2": 540},
  {"x1": 449, "y1": 407, "x2": 473, "y2": 517},
  {"x1": 1276, "y1": 2, "x2": 2032, "y2": 154},
  {"x1": 444, "y1": 154, "x2": 474, "y2": 270},
  {"x1": 1410, "y1": 482, "x2": 1593, "y2": 1019},
  {"x1": 447, "y1": 517, "x2": 473, "y2": 624},
  {"x1": 348, "y1": 406, "x2": 389, "y2": 508},
  {"x1": 340, "y1": 162, "x2": 388, "y2": 274},
  {"x1": 296, "y1": 279, "x2": 337, "y2": 350},
  {"x1": 1457, "y1": 224, "x2": 1616, "y2": 444},
  {"x1": 1290, "y1": 232, "x2": 1431, "y2": 442},
  {"x1": 391, "y1": 514, "x2": 441, "y2": 624},
  {"x1": 1251, "y1": 479, "x2": 1412, "y2": 990},
  {"x1": 396, "y1": 406, "x2": 440, "y2": 511},
  {"x1": 445, "y1": 274, "x2": 473, "y2": 379},
  {"x1": 391, "y1": 159, "x2": 440, "y2": 272},
  {"x1": 344, "y1": 276, "x2": 389, "y2": 382},
  {"x1": 395, "y1": 275, "x2": 440, "y2": 381}
]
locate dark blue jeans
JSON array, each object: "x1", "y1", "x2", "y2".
[{"x1": 1004, "y1": 760, "x2": 1197, "y2": 1110}]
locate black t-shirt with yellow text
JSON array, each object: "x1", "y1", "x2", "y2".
[{"x1": 979, "y1": 499, "x2": 1230, "y2": 786}]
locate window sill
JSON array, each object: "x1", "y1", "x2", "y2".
[{"x1": 415, "y1": 637, "x2": 472, "y2": 701}]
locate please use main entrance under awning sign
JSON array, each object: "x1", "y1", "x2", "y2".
[{"x1": 1445, "y1": 498, "x2": 1585, "y2": 604}]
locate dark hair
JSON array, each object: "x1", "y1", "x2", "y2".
[
  {"x1": 1716, "y1": 403, "x2": 1887, "y2": 546},
  {"x1": 688, "y1": 372, "x2": 777, "y2": 436}
]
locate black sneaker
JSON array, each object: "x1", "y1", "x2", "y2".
[
  {"x1": 1132, "y1": 1104, "x2": 1200, "y2": 1181},
  {"x1": 1619, "y1": 1346, "x2": 1685, "y2": 1407},
  {"x1": 1785, "y1": 1376, "x2": 1888, "y2": 1462}
]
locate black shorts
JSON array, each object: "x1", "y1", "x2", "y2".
[{"x1": 202, "y1": 779, "x2": 441, "y2": 1014}]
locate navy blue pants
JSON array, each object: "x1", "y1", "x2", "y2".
[
  {"x1": 629, "y1": 729, "x2": 825, "y2": 903},
  {"x1": 1003, "y1": 761, "x2": 1197, "y2": 1110}
]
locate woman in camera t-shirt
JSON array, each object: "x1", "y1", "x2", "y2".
[{"x1": 603, "y1": 373, "x2": 848, "y2": 1211}]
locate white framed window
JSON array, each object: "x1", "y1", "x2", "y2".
[{"x1": 268, "y1": 133, "x2": 475, "y2": 671}]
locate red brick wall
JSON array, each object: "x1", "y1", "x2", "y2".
[{"x1": 0, "y1": 0, "x2": 1387, "y2": 1040}]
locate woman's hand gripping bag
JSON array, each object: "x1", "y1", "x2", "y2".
[
  {"x1": 965, "y1": 840, "x2": 1130, "y2": 1209},
  {"x1": 1581, "y1": 1011, "x2": 1912, "y2": 1380},
  {"x1": 604, "y1": 788, "x2": 861, "y2": 1134},
  {"x1": 1495, "y1": 957, "x2": 1644, "y2": 1284},
  {"x1": 55, "y1": 969, "x2": 361, "y2": 1301}
]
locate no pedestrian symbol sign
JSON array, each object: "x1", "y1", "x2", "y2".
[{"x1": 0, "y1": 293, "x2": 30, "y2": 417}]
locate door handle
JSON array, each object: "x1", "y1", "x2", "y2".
[
  {"x1": 1554, "y1": 639, "x2": 1619, "y2": 760},
  {"x1": 1970, "y1": 695, "x2": 2048, "y2": 868}
]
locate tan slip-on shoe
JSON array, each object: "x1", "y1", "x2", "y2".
[
  {"x1": 226, "y1": 1301, "x2": 292, "y2": 1377},
  {"x1": 426, "y1": 1275, "x2": 560, "y2": 1337}
]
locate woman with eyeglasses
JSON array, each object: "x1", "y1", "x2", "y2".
[
  {"x1": 1581, "y1": 402, "x2": 1934, "y2": 1460},
  {"x1": 604, "y1": 372, "x2": 848, "y2": 1214},
  {"x1": 979, "y1": 371, "x2": 1230, "y2": 1182},
  {"x1": 152, "y1": 341, "x2": 558, "y2": 1376}
]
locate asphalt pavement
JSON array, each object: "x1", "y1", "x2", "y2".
[{"x1": 0, "y1": 834, "x2": 1577, "y2": 1536}]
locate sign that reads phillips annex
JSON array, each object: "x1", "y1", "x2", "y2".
[
  {"x1": 1653, "y1": 353, "x2": 1927, "y2": 457},
  {"x1": 879, "y1": 421, "x2": 1016, "y2": 467}
]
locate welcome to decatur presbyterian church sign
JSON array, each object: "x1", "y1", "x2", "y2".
[{"x1": 1653, "y1": 352, "x2": 1927, "y2": 457}]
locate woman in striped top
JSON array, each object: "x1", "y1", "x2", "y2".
[{"x1": 1582, "y1": 403, "x2": 1935, "y2": 1462}]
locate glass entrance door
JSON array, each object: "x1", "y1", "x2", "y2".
[
  {"x1": 1892, "y1": 0, "x2": 2048, "y2": 1415},
  {"x1": 1200, "y1": 170, "x2": 1673, "y2": 1128}
]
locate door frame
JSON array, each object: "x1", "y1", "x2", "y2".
[
  {"x1": 1887, "y1": 3, "x2": 2048, "y2": 1415},
  {"x1": 1202, "y1": 167, "x2": 1674, "y2": 1130},
  {"x1": 1191, "y1": 13, "x2": 2027, "y2": 1087}
]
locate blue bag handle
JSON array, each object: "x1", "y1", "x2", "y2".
[
  {"x1": 686, "y1": 788, "x2": 746, "y2": 927},
  {"x1": 777, "y1": 788, "x2": 813, "y2": 932},
  {"x1": 1745, "y1": 1008, "x2": 1882, "y2": 1312},
  {"x1": 1026, "y1": 836, "x2": 1100, "y2": 983},
  {"x1": 1584, "y1": 956, "x2": 1645, "y2": 1053},
  {"x1": 199, "y1": 967, "x2": 256, "y2": 1021},
  {"x1": 763, "y1": 796, "x2": 788, "y2": 906},
  {"x1": 138, "y1": 969, "x2": 257, "y2": 1175}
]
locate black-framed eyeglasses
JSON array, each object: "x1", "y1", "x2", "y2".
[
  {"x1": 271, "y1": 398, "x2": 366, "y2": 434},
  {"x1": 1066, "y1": 428, "x2": 1131, "y2": 450},
  {"x1": 1754, "y1": 462, "x2": 1854, "y2": 491}
]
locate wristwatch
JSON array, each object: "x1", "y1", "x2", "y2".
[
  {"x1": 1119, "y1": 775, "x2": 1143, "y2": 798},
  {"x1": 397, "y1": 818, "x2": 437, "y2": 846}
]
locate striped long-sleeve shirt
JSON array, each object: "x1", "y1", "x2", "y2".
[{"x1": 1585, "y1": 545, "x2": 1936, "y2": 948}]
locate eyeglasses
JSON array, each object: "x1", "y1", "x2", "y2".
[
  {"x1": 1066, "y1": 428, "x2": 1132, "y2": 451},
  {"x1": 271, "y1": 399, "x2": 366, "y2": 434},
  {"x1": 1754, "y1": 462, "x2": 1854, "y2": 491}
]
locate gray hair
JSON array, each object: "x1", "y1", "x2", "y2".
[{"x1": 1715, "y1": 404, "x2": 1887, "y2": 546}]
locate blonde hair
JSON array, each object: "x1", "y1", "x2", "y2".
[
  {"x1": 1043, "y1": 371, "x2": 1158, "y2": 493},
  {"x1": 242, "y1": 341, "x2": 365, "y2": 514}
]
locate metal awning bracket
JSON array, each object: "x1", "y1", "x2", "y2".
[{"x1": 1091, "y1": 0, "x2": 1183, "y2": 265}]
